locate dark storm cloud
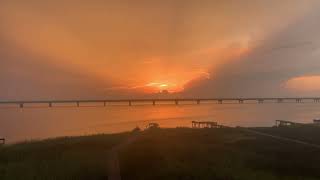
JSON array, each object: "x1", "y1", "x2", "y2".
[{"x1": 184, "y1": 9, "x2": 320, "y2": 97}]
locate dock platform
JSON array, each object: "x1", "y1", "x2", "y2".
[{"x1": 192, "y1": 121, "x2": 222, "y2": 128}]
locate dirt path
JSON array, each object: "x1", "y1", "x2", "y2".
[
  {"x1": 242, "y1": 128, "x2": 320, "y2": 149},
  {"x1": 107, "y1": 148, "x2": 121, "y2": 180},
  {"x1": 107, "y1": 134, "x2": 140, "y2": 180}
]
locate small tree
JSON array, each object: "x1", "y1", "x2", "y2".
[{"x1": 132, "y1": 126, "x2": 141, "y2": 133}]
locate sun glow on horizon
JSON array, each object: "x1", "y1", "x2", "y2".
[{"x1": 144, "y1": 82, "x2": 183, "y2": 93}]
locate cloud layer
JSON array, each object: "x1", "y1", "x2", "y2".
[
  {"x1": 184, "y1": 7, "x2": 320, "y2": 97},
  {"x1": 1, "y1": 0, "x2": 320, "y2": 99}
]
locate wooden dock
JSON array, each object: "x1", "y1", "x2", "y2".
[
  {"x1": 192, "y1": 121, "x2": 222, "y2": 128},
  {"x1": 313, "y1": 119, "x2": 320, "y2": 125},
  {"x1": 275, "y1": 120, "x2": 303, "y2": 127}
]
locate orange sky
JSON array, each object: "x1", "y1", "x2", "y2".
[{"x1": 1, "y1": 0, "x2": 320, "y2": 98}]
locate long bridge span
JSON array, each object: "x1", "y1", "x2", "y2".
[{"x1": 1, "y1": 97, "x2": 320, "y2": 108}]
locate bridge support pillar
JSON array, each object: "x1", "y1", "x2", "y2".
[
  {"x1": 153, "y1": 101, "x2": 156, "y2": 106},
  {"x1": 239, "y1": 99, "x2": 244, "y2": 104},
  {"x1": 19, "y1": 103, "x2": 24, "y2": 108},
  {"x1": 129, "y1": 101, "x2": 132, "y2": 106},
  {"x1": 175, "y1": 100, "x2": 179, "y2": 105},
  {"x1": 314, "y1": 99, "x2": 320, "y2": 103},
  {"x1": 104, "y1": 101, "x2": 107, "y2": 107},
  {"x1": 76, "y1": 102, "x2": 80, "y2": 107},
  {"x1": 258, "y1": 99, "x2": 264, "y2": 104},
  {"x1": 49, "y1": 102, "x2": 52, "y2": 107},
  {"x1": 218, "y1": 100, "x2": 223, "y2": 104},
  {"x1": 197, "y1": 100, "x2": 200, "y2": 104}
]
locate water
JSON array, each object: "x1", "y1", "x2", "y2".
[{"x1": 1, "y1": 102, "x2": 320, "y2": 143}]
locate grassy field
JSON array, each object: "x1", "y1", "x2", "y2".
[
  {"x1": 1, "y1": 126, "x2": 320, "y2": 179},
  {"x1": 0, "y1": 133, "x2": 130, "y2": 180},
  {"x1": 119, "y1": 127, "x2": 320, "y2": 180},
  {"x1": 253, "y1": 125, "x2": 320, "y2": 144}
]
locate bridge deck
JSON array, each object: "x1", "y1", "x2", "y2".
[{"x1": 0, "y1": 97, "x2": 319, "y2": 108}]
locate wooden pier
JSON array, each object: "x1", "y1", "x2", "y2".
[
  {"x1": 192, "y1": 121, "x2": 221, "y2": 128},
  {"x1": 313, "y1": 119, "x2": 320, "y2": 125},
  {"x1": 275, "y1": 120, "x2": 302, "y2": 127}
]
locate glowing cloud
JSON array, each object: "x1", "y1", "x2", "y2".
[{"x1": 285, "y1": 76, "x2": 320, "y2": 92}]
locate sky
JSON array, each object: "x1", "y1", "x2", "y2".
[{"x1": 1, "y1": 0, "x2": 320, "y2": 100}]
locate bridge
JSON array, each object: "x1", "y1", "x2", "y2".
[{"x1": 1, "y1": 97, "x2": 320, "y2": 108}]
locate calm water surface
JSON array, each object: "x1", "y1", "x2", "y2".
[{"x1": 1, "y1": 102, "x2": 320, "y2": 143}]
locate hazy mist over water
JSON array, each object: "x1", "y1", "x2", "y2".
[{"x1": 1, "y1": 103, "x2": 320, "y2": 143}]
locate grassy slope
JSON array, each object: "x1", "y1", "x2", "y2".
[
  {"x1": 119, "y1": 128, "x2": 320, "y2": 180},
  {"x1": 1, "y1": 127, "x2": 320, "y2": 180},
  {"x1": 253, "y1": 126, "x2": 320, "y2": 144},
  {"x1": 0, "y1": 133, "x2": 130, "y2": 180}
]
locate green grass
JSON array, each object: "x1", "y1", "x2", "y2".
[
  {"x1": 119, "y1": 128, "x2": 320, "y2": 180},
  {"x1": 0, "y1": 133, "x2": 130, "y2": 180},
  {"x1": 253, "y1": 125, "x2": 320, "y2": 144},
  {"x1": 1, "y1": 127, "x2": 320, "y2": 180}
]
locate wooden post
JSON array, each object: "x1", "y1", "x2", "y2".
[
  {"x1": 175, "y1": 100, "x2": 179, "y2": 105},
  {"x1": 76, "y1": 102, "x2": 80, "y2": 107},
  {"x1": 129, "y1": 101, "x2": 132, "y2": 106},
  {"x1": 49, "y1": 102, "x2": 52, "y2": 107},
  {"x1": 197, "y1": 100, "x2": 200, "y2": 104},
  {"x1": 19, "y1": 103, "x2": 24, "y2": 108},
  {"x1": 153, "y1": 100, "x2": 156, "y2": 106}
]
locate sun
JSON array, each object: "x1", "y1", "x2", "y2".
[
  {"x1": 145, "y1": 82, "x2": 183, "y2": 93},
  {"x1": 159, "y1": 84, "x2": 168, "y2": 88}
]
